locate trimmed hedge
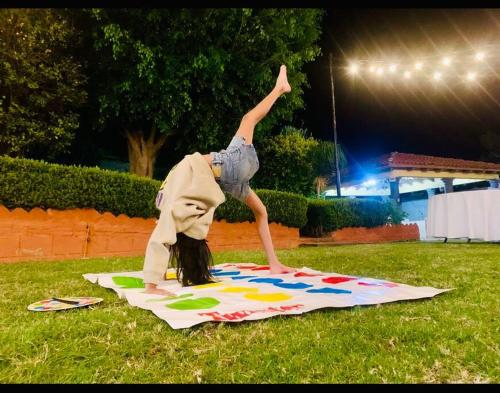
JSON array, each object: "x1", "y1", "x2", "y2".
[
  {"x1": 215, "y1": 189, "x2": 308, "y2": 229},
  {"x1": 0, "y1": 155, "x2": 308, "y2": 228},
  {"x1": 300, "y1": 197, "x2": 407, "y2": 237},
  {"x1": 0, "y1": 155, "x2": 161, "y2": 218}
]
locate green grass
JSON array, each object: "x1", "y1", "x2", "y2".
[{"x1": 0, "y1": 242, "x2": 498, "y2": 383}]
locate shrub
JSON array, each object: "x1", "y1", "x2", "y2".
[
  {"x1": 0, "y1": 155, "x2": 308, "y2": 228},
  {"x1": 215, "y1": 189, "x2": 308, "y2": 229},
  {"x1": 300, "y1": 197, "x2": 406, "y2": 237}
]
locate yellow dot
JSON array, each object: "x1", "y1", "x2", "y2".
[
  {"x1": 245, "y1": 293, "x2": 293, "y2": 302},
  {"x1": 192, "y1": 282, "x2": 225, "y2": 289},
  {"x1": 220, "y1": 287, "x2": 260, "y2": 293},
  {"x1": 165, "y1": 271, "x2": 177, "y2": 280}
]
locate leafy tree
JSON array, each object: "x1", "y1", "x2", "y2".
[
  {"x1": 88, "y1": 8, "x2": 324, "y2": 177},
  {"x1": 253, "y1": 127, "x2": 346, "y2": 196},
  {"x1": 0, "y1": 9, "x2": 87, "y2": 160}
]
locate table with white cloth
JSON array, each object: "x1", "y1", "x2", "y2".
[{"x1": 426, "y1": 189, "x2": 500, "y2": 241}]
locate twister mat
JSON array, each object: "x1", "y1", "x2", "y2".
[{"x1": 83, "y1": 263, "x2": 451, "y2": 329}]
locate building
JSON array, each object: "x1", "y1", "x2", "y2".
[{"x1": 324, "y1": 152, "x2": 500, "y2": 239}]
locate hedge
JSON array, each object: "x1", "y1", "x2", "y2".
[
  {"x1": 0, "y1": 155, "x2": 308, "y2": 228},
  {"x1": 215, "y1": 189, "x2": 308, "y2": 229},
  {"x1": 300, "y1": 197, "x2": 407, "y2": 237}
]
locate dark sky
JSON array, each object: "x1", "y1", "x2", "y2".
[{"x1": 301, "y1": 8, "x2": 500, "y2": 166}]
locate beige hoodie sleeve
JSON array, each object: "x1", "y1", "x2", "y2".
[
  {"x1": 143, "y1": 153, "x2": 225, "y2": 285},
  {"x1": 143, "y1": 159, "x2": 191, "y2": 285}
]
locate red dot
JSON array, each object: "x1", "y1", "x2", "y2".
[{"x1": 322, "y1": 276, "x2": 356, "y2": 284}]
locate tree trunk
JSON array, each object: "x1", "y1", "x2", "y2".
[{"x1": 126, "y1": 127, "x2": 168, "y2": 178}]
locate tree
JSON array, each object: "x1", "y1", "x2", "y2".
[
  {"x1": 253, "y1": 127, "x2": 346, "y2": 196},
  {"x1": 0, "y1": 9, "x2": 87, "y2": 160},
  {"x1": 88, "y1": 8, "x2": 324, "y2": 177}
]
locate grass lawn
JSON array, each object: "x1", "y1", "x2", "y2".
[{"x1": 0, "y1": 242, "x2": 498, "y2": 383}]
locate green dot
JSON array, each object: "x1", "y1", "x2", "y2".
[
  {"x1": 146, "y1": 293, "x2": 193, "y2": 302},
  {"x1": 166, "y1": 297, "x2": 220, "y2": 310},
  {"x1": 112, "y1": 276, "x2": 145, "y2": 288}
]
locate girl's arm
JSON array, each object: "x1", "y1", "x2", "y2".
[{"x1": 244, "y1": 189, "x2": 296, "y2": 274}]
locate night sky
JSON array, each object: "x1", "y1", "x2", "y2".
[{"x1": 301, "y1": 8, "x2": 500, "y2": 166}]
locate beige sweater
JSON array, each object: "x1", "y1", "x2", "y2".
[{"x1": 143, "y1": 152, "x2": 226, "y2": 284}]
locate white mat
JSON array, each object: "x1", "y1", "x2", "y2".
[{"x1": 83, "y1": 263, "x2": 451, "y2": 329}]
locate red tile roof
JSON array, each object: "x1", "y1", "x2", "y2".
[{"x1": 376, "y1": 152, "x2": 500, "y2": 173}]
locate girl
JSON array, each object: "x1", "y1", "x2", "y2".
[{"x1": 144, "y1": 65, "x2": 296, "y2": 295}]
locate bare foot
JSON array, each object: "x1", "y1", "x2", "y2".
[
  {"x1": 269, "y1": 262, "x2": 296, "y2": 274},
  {"x1": 275, "y1": 65, "x2": 291, "y2": 94},
  {"x1": 144, "y1": 285, "x2": 176, "y2": 296}
]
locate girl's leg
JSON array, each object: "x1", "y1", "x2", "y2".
[{"x1": 235, "y1": 65, "x2": 291, "y2": 145}]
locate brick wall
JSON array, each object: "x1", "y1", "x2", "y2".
[
  {"x1": 0, "y1": 205, "x2": 300, "y2": 263},
  {"x1": 330, "y1": 223, "x2": 420, "y2": 244}
]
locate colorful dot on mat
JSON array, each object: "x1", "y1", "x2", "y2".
[
  {"x1": 112, "y1": 276, "x2": 145, "y2": 288},
  {"x1": 191, "y1": 282, "x2": 225, "y2": 289},
  {"x1": 166, "y1": 271, "x2": 177, "y2": 279},
  {"x1": 358, "y1": 281, "x2": 398, "y2": 288},
  {"x1": 249, "y1": 278, "x2": 283, "y2": 284},
  {"x1": 294, "y1": 272, "x2": 322, "y2": 277},
  {"x1": 230, "y1": 276, "x2": 258, "y2": 280},
  {"x1": 209, "y1": 269, "x2": 223, "y2": 273},
  {"x1": 274, "y1": 282, "x2": 313, "y2": 290},
  {"x1": 146, "y1": 293, "x2": 193, "y2": 302},
  {"x1": 212, "y1": 271, "x2": 241, "y2": 276},
  {"x1": 306, "y1": 288, "x2": 352, "y2": 294},
  {"x1": 322, "y1": 276, "x2": 357, "y2": 285},
  {"x1": 166, "y1": 297, "x2": 220, "y2": 310},
  {"x1": 251, "y1": 266, "x2": 270, "y2": 271},
  {"x1": 245, "y1": 292, "x2": 292, "y2": 302},
  {"x1": 220, "y1": 287, "x2": 260, "y2": 293}
]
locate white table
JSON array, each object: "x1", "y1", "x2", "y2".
[{"x1": 426, "y1": 189, "x2": 500, "y2": 241}]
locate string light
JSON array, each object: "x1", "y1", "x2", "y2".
[
  {"x1": 475, "y1": 52, "x2": 485, "y2": 61},
  {"x1": 466, "y1": 71, "x2": 477, "y2": 81},
  {"x1": 442, "y1": 57, "x2": 452, "y2": 66},
  {"x1": 342, "y1": 46, "x2": 497, "y2": 83}
]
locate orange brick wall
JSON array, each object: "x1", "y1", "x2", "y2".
[
  {"x1": 0, "y1": 205, "x2": 300, "y2": 263},
  {"x1": 330, "y1": 223, "x2": 420, "y2": 244}
]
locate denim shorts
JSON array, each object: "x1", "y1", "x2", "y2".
[{"x1": 211, "y1": 136, "x2": 259, "y2": 202}]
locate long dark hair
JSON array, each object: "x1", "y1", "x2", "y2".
[{"x1": 169, "y1": 232, "x2": 215, "y2": 286}]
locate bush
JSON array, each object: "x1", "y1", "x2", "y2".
[
  {"x1": 300, "y1": 197, "x2": 406, "y2": 237},
  {"x1": 0, "y1": 155, "x2": 309, "y2": 228},
  {"x1": 252, "y1": 128, "x2": 319, "y2": 196},
  {"x1": 0, "y1": 155, "x2": 160, "y2": 218},
  {"x1": 215, "y1": 189, "x2": 308, "y2": 229}
]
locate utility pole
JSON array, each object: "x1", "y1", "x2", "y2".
[{"x1": 329, "y1": 52, "x2": 342, "y2": 197}]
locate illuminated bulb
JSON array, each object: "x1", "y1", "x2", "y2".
[
  {"x1": 415, "y1": 62, "x2": 423, "y2": 70},
  {"x1": 442, "y1": 57, "x2": 451, "y2": 66},
  {"x1": 404, "y1": 71, "x2": 412, "y2": 79},
  {"x1": 433, "y1": 71, "x2": 442, "y2": 80},
  {"x1": 369, "y1": 65, "x2": 376, "y2": 73},
  {"x1": 389, "y1": 64, "x2": 397, "y2": 73},
  {"x1": 376, "y1": 67, "x2": 384, "y2": 75},
  {"x1": 466, "y1": 72, "x2": 477, "y2": 81},
  {"x1": 348, "y1": 63, "x2": 359, "y2": 75},
  {"x1": 475, "y1": 52, "x2": 485, "y2": 61}
]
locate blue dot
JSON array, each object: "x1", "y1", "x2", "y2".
[
  {"x1": 231, "y1": 275, "x2": 258, "y2": 280},
  {"x1": 274, "y1": 282, "x2": 313, "y2": 290},
  {"x1": 249, "y1": 278, "x2": 284, "y2": 284},
  {"x1": 307, "y1": 288, "x2": 352, "y2": 294},
  {"x1": 212, "y1": 271, "x2": 241, "y2": 276}
]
